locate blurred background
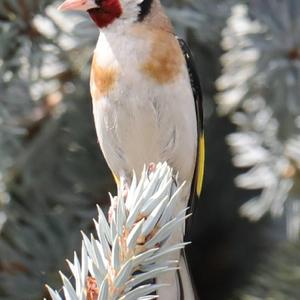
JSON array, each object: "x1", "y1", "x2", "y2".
[{"x1": 0, "y1": 0, "x2": 300, "y2": 299}]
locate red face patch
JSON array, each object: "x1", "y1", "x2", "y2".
[{"x1": 88, "y1": 0, "x2": 122, "y2": 28}]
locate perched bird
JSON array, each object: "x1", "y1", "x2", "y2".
[{"x1": 58, "y1": 0, "x2": 204, "y2": 299}]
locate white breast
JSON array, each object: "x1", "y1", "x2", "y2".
[{"x1": 91, "y1": 30, "x2": 197, "y2": 186}]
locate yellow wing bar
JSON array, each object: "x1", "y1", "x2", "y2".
[{"x1": 196, "y1": 133, "x2": 205, "y2": 197}]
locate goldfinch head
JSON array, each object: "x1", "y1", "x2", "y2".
[{"x1": 58, "y1": 0, "x2": 153, "y2": 29}]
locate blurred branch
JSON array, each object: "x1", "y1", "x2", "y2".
[
  {"x1": 216, "y1": 1, "x2": 300, "y2": 240},
  {"x1": 236, "y1": 241, "x2": 300, "y2": 300}
]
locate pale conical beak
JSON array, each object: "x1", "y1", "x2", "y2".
[{"x1": 58, "y1": 0, "x2": 98, "y2": 11}]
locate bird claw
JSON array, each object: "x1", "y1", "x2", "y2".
[
  {"x1": 108, "y1": 164, "x2": 159, "y2": 223},
  {"x1": 171, "y1": 175, "x2": 178, "y2": 187},
  {"x1": 148, "y1": 162, "x2": 156, "y2": 173},
  {"x1": 147, "y1": 162, "x2": 156, "y2": 180}
]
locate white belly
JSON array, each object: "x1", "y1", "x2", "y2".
[{"x1": 91, "y1": 32, "x2": 197, "y2": 185}]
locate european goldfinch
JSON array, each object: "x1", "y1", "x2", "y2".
[{"x1": 58, "y1": 0, "x2": 204, "y2": 299}]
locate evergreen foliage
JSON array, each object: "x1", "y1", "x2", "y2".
[
  {"x1": 47, "y1": 163, "x2": 189, "y2": 300},
  {"x1": 0, "y1": 0, "x2": 299, "y2": 299},
  {"x1": 217, "y1": 1, "x2": 300, "y2": 240}
]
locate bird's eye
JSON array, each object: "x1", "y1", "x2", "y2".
[{"x1": 95, "y1": 0, "x2": 103, "y2": 6}]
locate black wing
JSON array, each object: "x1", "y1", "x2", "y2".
[{"x1": 177, "y1": 37, "x2": 205, "y2": 240}]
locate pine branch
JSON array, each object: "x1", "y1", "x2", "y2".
[
  {"x1": 167, "y1": 0, "x2": 242, "y2": 43},
  {"x1": 0, "y1": 0, "x2": 98, "y2": 231},
  {"x1": 236, "y1": 241, "x2": 300, "y2": 300},
  {"x1": 216, "y1": 1, "x2": 300, "y2": 239},
  {"x1": 46, "y1": 163, "x2": 190, "y2": 300}
]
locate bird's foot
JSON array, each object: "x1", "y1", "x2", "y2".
[
  {"x1": 171, "y1": 174, "x2": 178, "y2": 187},
  {"x1": 148, "y1": 162, "x2": 156, "y2": 173},
  {"x1": 147, "y1": 162, "x2": 156, "y2": 180}
]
